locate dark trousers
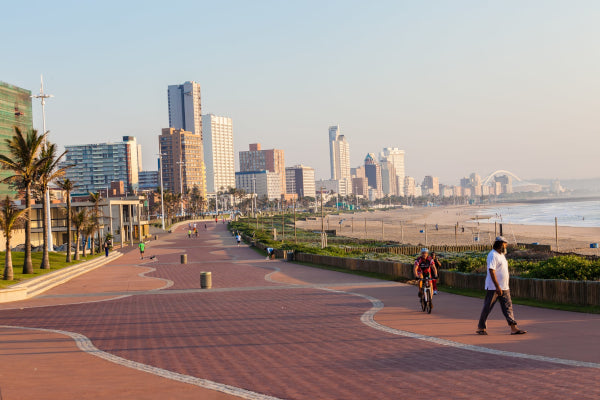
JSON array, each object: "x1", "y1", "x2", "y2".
[{"x1": 478, "y1": 290, "x2": 517, "y2": 330}]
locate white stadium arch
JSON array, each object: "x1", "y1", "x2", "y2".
[{"x1": 482, "y1": 170, "x2": 522, "y2": 185}]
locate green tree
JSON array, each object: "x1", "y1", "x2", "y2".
[
  {"x1": 0, "y1": 196, "x2": 28, "y2": 280},
  {"x1": 71, "y1": 208, "x2": 89, "y2": 261},
  {"x1": 57, "y1": 179, "x2": 75, "y2": 262},
  {"x1": 37, "y1": 143, "x2": 68, "y2": 269},
  {"x1": 88, "y1": 192, "x2": 102, "y2": 255},
  {"x1": 0, "y1": 128, "x2": 47, "y2": 274}
]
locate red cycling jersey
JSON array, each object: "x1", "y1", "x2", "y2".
[{"x1": 415, "y1": 256, "x2": 434, "y2": 277}]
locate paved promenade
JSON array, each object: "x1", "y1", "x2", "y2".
[{"x1": 0, "y1": 222, "x2": 599, "y2": 399}]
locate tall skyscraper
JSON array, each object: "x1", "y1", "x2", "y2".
[
  {"x1": 328, "y1": 125, "x2": 351, "y2": 180},
  {"x1": 0, "y1": 81, "x2": 33, "y2": 195},
  {"x1": 239, "y1": 143, "x2": 286, "y2": 195},
  {"x1": 63, "y1": 136, "x2": 141, "y2": 194},
  {"x1": 364, "y1": 153, "x2": 382, "y2": 199},
  {"x1": 380, "y1": 160, "x2": 397, "y2": 196},
  {"x1": 286, "y1": 164, "x2": 316, "y2": 198},
  {"x1": 159, "y1": 128, "x2": 206, "y2": 197},
  {"x1": 202, "y1": 114, "x2": 235, "y2": 193},
  {"x1": 380, "y1": 147, "x2": 405, "y2": 196},
  {"x1": 168, "y1": 81, "x2": 202, "y2": 136}
]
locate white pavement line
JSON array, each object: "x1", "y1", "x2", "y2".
[
  {"x1": 322, "y1": 288, "x2": 600, "y2": 370},
  {"x1": 137, "y1": 267, "x2": 174, "y2": 290},
  {"x1": 0, "y1": 295, "x2": 132, "y2": 310},
  {"x1": 0, "y1": 325, "x2": 284, "y2": 400}
]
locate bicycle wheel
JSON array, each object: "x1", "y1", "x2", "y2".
[
  {"x1": 427, "y1": 292, "x2": 433, "y2": 314},
  {"x1": 420, "y1": 293, "x2": 426, "y2": 311}
]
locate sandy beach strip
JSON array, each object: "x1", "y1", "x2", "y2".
[{"x1": 295, "y1": 205, "x2": 600, "y2": 255}]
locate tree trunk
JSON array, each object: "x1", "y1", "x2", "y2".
[
  {"x1": 66, "y1": 194, "x2": 72, "y2": 262},
  {"x1": 41, "y1": 187, "x2": 50, "y2": 269},
  {"x1": 23, "y1": 185, "x2": 33, "y2": 274},
  {"x1": 3, "y1": 237, "x2": 12, "y2": 280},
  {"x1": 90, "y1": 228, "x2": 95, "y2": 255},
  {"x1": 74, "y1": 229, "x2": 80, "y2": 261},
  {"x1": 82, "y1": 234, "x2": 88, "y2": 258}
]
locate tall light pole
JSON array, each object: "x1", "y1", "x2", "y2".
[
  {"x1": 31, "y1": 75, "x2": 54, "y2": 251},
  {"x1": 176, "y1": 161, "x2": 188, "y2": 217},
  {"x1": 157, "y1": 153, "x2": 166, "y2": 230}
]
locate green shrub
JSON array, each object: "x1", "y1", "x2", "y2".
[{"x1": 521, "y1": 256, "x2": 600, "y2": 280}]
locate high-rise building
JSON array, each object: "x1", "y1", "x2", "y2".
[
  {"x1": 159, "y1": 128, "x2": 206, "y2": 197},
  {"x1": 422, "y1": 176, "x2": 440, "y2": 196},
  {"x1": 380, "y1": 160, "x2": 398, "y2": 196},
  {"x1": 328, "y1": 125, "x2": 352, "y2": 194},
  {"x1": 495, "y1": 175, "x2": 513, "y2": 194},
  {"x1": 315, "y1": 179, "x2": 350, "y2": 197},
  {"x1": 0, "y1": 81, "x2": 33, "y2": 195},
  {"x1": 239, "y1": 143, "x2": 286, "y2": 195},
  {"x1": 404, "y1": 176, "x2": 416, "y2": 197},
  {"x1": 138, "y1": 171, "x2": 159, "y2": 190},
  {"x1": 364, "y1": 153, "x2": 382, "y2": 199},
  {"x1": 285, "y1": 164, "x2": 316, "y2": 198},
  {"x1": 63, "y1": 136, "x2": 141, "y2": 194},
  {"x1": 380, "y1": 148, "x2": 405, "y2": 196},
  {"x1": 202, "y1": 114, "x2": 235, "y2": 193},
  {"x1": 235, "y1": 171, "x2": 281, "y2": 201},
  {"x1": 328, "y1": 125, "x2": 351, "y2": 180},
  {"x1": 168, "y1": 81, "x2": 202, "y2": 136}
]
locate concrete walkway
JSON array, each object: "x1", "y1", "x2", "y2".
[{"x1": 0, "y1": 221, "x2": 598, "y2": 399}]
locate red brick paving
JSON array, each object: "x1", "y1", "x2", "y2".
[
  {"x1": 0, "y1": 327, "x2": 238, "y2": 400},
  {"x1": 0, "y1": 222, "x2": 599, "y2": 399}
]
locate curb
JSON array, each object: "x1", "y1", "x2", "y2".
[{"x1": 0, "y1": 251, "x2": 123, "y2": 303}]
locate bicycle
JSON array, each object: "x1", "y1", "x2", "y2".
[{"x1": 419, "y1": 276, "x2": 434, "y2": 314}]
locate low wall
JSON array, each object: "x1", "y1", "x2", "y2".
[
  {"x1": 295, "y1": 253, "x2": 600, "y2": 306},
  {"x1": 343, "y1": 244, "x2": 491, "y2": 256}
]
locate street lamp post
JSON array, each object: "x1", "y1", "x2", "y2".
[
  {"x1": 31, "y1": 75, "x2": 54, "y2": 251},
  {"x1": 176, "y1": 161, "x2": 188, "y2": 217},
  {"x1": 157, "y1": 153, "x2": 166, "y2": 230}
]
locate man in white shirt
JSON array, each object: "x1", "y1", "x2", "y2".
[{"x1": 476, "y1": 236, "x2": 527, "y2": 335}]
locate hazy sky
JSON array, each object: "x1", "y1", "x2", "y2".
[{"x1": 2, "y1": 0, "x2": 599, "y2": 184}]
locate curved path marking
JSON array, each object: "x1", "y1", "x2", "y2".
[
  {"x1": 0, "y1": 325, "x2": 284, "y2": 400},
  {"x1": 321, "y1": 287, "x2": 600, "y2": 369},
  {"x1": 262, "y1": 259, "x2": 600, "y2": 369}
]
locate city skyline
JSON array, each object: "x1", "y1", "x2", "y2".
[{"x1": 2, "y1": 1, "x2": 599, "y2": 183}]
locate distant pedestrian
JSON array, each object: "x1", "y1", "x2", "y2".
[
  {"x1": 194, "y1": 228, "x2": 198, "y2": 238},
  {"x1": 477, "y1": 236, "x2": 527, "y2": 336},
  {"x1": 139, "y1": 242, "x2": 145, "y2": 260},
  {"x1": 236, "y1": 234, "x2": 241, "y2": 247},
  {"x1": 104, "y1": 241, "x2": 110, "y2": 257},
  {"x1": 188, "y1": 229, "x2": 192, "y2": 238},
  {"x1": 266, "y1": 247, "x2": 274, "y2": 260},
  {"x1": 204, "y1": 223, "x2": 207, "y2": 230}
]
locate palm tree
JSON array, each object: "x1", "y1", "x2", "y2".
[
  {"x1": 0, "y1": 127, "x2": 47, "y2": 274},
  {"x1": 83, "y1": 222, "x2": 94, "y2": 258},
  {"x1": 57, "y1": 179, "x2": 75, "y2": 262},
  {"x1": 72, "y1": 208, "x2": 89, "y2": 261},
  {"x1": 0, "y1": 196, "x2": 28, "y2": 280},
  {"x1": 88, "y1": 192, "x2": 102, "y2": 255},
  {"x1": 37, "y1": 143, "x2": 68, "y2": 269}
]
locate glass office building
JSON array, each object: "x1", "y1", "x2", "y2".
[{"x1": 0, "y1": 81, "x2": 33, "y2": 195}]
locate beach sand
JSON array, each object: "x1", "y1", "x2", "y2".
[{"x1": 295, "y1": 205, "x2": 600, "y2": 255}]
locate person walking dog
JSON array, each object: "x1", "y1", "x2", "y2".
[{"x1": 477, "y1": 236, "x2": 527, "y2": 336}]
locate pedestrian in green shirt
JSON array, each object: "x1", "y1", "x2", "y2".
[{"x1": 139, "y1": 242, "x2": 145, "y2": 259}]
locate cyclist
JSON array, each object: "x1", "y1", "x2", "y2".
[{"x1": 414, "y1": 248, "x2": 438, "y2": 297}]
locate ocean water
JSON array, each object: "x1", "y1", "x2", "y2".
[{"x1": 478, "y1": 200, "x2": 600, "y2": 228}]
